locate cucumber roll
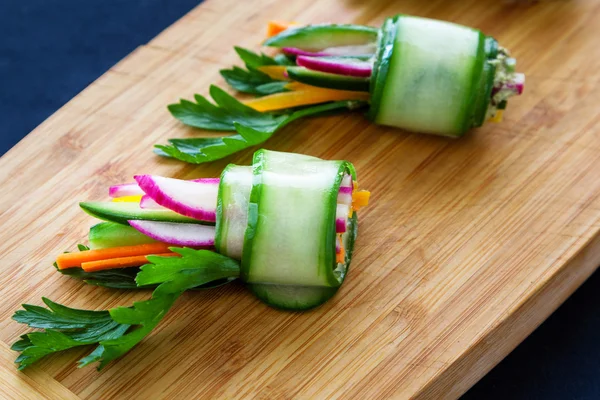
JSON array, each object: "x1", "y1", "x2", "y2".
[
  {"x1": 264, "y1": 15, "x2": 524, "y2": 137},
  {"x1": 163, "y1": 15, "x2": 525, "y2": 164},
  {"x1": 12, "y1": 149, "x2": 370, "y2": 370}
]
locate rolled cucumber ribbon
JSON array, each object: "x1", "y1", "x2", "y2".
[
  {"x1": 264, "y1": 15, "x2": 524, "y2": 137},
  {"x1": 368, "y1": 15, "x2": 512, "y2": 137},
  {"x1": 216, "y1": 150, "x2": 359, "y2": 310}
]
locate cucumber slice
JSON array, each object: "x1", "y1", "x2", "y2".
[
  {"x1": 472, "y1": 37, "x2": 499, "y2": 126},
  {"x1": 249, "y1": 284, "x2": 338, "y2": 311},
  {"x1": 243, "y1": 150, "x2": 351, "y2": 289},
  {"x1": 88, "y1": 222, "x2": 157, "y2": 249},
  {"x1": 248, "y1": 213, "x2": 358, "y2": 311},
  {"x1": 287, "y1": 66, "x2": 370, "y2": 92},
  {"x1": 264, "y1": 24, "x2": 378, "y2": 52},
  {"x1": 369, "y1": 15, "x2": 491, "y2": 137},
  {"x1": 215, "y1": 165, "x2": 253, "y2": 260},
  {"x1": 80, "y1": 202, "x2": 209, "y2": 225}
]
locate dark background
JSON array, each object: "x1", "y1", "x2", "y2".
[{"x1": 1, "y1": 1, "x2": 599, "y2": 398}]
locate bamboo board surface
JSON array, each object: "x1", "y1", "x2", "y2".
[{"x1": 1, "y1": 0, "x2": 600, "y2": 398}]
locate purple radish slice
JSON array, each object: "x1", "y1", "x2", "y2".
[
  {"x1": 337, "y1": 174, "x2": 353, "y2": 205},
  {"x1": 128, "y1": 220, "x2": 215, "y2": 247},
  {"x1": 134, "y1": 175, "x2": 218, "y2": 222},
  {"x1": 341, "y1": 174, "x2": 352, "y2": 188},
  {"x1": 109, "y1": 183, "x2": 144, "y2": 198},
  {"x1": 336, "y1": 204, "x2": 350, "y2": 233},
  {"x1": 322, "y1": 44, "x2": 376, "y2": 56},
  {"x1": 283, "y1": 44, "x2": 376, "y2": 57},
  {"x1": 297, "y1": 56, "x2": 373, "y2": 77},
  {"x1": 337, "y1": 188, "x2": 352, "y2": 206},
  {"x1": 139, "y1": 195, "x2": 164, "y2": 210},
  {"x1": 192, "y1": 177, "x2": 221, "y2": 184},
  {"x1": 283, "y1": 47, "x2": 328, "y2": 57},
  {"x1": 109, "y1": 178, "x2": 220, "y2": 198}
]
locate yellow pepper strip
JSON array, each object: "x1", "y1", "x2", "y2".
[
  {"x1": 267, "y1": 21, "x2": 299, "y2": 38},
  {"x1": 257, "y1": 66, "x2": 290, "y2": 81},
  {"x1": 112, "y1": 195, "x2": 143, "y2": 203},
  {"x1": 352, "y1": 190, "x2": 370, "y2": 211},
  {"x1": 489, "y1": 110, "x2": 504, "y2": 123},
  {"x1": 244, "y1": 88, "x2": 370, "y2": 112}
]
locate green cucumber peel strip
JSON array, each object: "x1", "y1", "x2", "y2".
[
  {"x1": 162, "y1": 85, "x2": 364, "y2": 164},
  {"x1": 472, "y1": 37, "x2": 499, "y2": 126},
  {"x1": 220, "y1": 47, "x2": 294, "y2": 95},
  {"x1": 286, "y1": 66, "x2": 370, "y2": 92},
  {"x1": 12, "y1": 248, "x2": 240, "y2": 370},
  {"x1": 263, "y1": 24, "x2": 379, "y2": 51},
  {"x1": 367, "y1": 16, "x2": 398, "y2": 121}
]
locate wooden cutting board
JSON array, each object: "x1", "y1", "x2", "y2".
[{"x1": 1, "y1": 0, "x2": 599, "y2": 398}]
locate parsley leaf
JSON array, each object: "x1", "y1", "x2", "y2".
[
  {"x1": 161, "y1": 85, "x2": 359, "y2": 164},
  {"x1": 220, "y1": 47, "x2": 293, "y2": 95},
  {"x1": 12, "y1": 298, "x2": 129, "y2": 370},
  {"x1": 167, "y1": 85, "x2": 288, "y2": 132},
  {"x1": 13, "y1": 249, "x2": 240, "y2": 370}
]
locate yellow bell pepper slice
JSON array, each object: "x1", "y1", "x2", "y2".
[
  {"x1": 112, "y1": 195, "x2": 143, "y2": 203},
  {"x1": 244, "y1": 88, "x2": 370, "y2": 112},
  {"x1": 352, "y1": 190, "x2": 370, "y2": 211},
  {"x1": 257, "y1": 66, "x2": 289, "y2": 81},
  {"x1": 489, "y1": 110, "x2": 504, "y2": 123}
]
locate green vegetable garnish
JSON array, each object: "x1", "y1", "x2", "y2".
[
  {"x1": 219, "y1": 47, "x2": 293, "y2": 95},
  {"x1": 12, "y1": 248, "x2": 240, "y2": 370},
  {"x1": 159, "y1": 85, "x2": 360, "y2": 164}
]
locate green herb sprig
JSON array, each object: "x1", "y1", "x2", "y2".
[
  {"x1": 12, "y1": 249, "x2": 240, "y2": 370},
  {"x1": 219, "y1": 47, "x2": 293, "y2": 95},
  {"x1": 160, "y1": 85, "x2": 358, "y2": 164}
]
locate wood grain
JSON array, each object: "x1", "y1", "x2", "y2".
[{"x1": 1, "y1": 0, "x2": 599, "y2": 398}]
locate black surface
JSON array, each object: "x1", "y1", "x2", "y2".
[
  {"x1": 0, "y1": 0, "x2": 200, "y2": 154},
  {"x1": 1, "y1": 1, "x2": 599, "y2": 399}
]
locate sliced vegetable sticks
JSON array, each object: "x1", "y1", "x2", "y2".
[
  {"x1": 56, "y1": 242, "x2": 172, "y2": 270},
  {"x1": 81, "y1": 253, "x2": 179, "y2": 273}
]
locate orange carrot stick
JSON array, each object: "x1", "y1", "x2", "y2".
[
  {"x1": 81, "y1": 253, "x2": 179, "y2": 273},
  {"x1": 336, "y1": 234, "x2": 345, "y2": 264},
  {"x1": 352, "y1": 190, "x2": 371, "y2": 210},
  {"x1": 267, "y1": 21, "x2": 298, "y2": 37},
  {"x1": 56, "y1": 242, "x2": 172, "y2": 270}
]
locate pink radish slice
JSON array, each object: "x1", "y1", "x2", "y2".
[
  {"x1": 336, "y1": 204, "x2": 350, "y2": 233},
  {"x1": 192, "y1": 177, "x2": 221, "y2": 184},
  {"x1": 109, "y1": 178, "x2": 220, "y2": 198},
  {"x1": 283, "y1": 44, "x2": 376, "y2": 57},
  {"x1": 341, "y1": 174, "x2": 352, "y2": 188},
  {"x1": 505, "y1": 73, "x2": 525, "y2": 95},
  {"x1": 297, "y1": 56, "x2": 372, "y2": 77},
  {"x1": 321, "y1": 44, "x2": 376, "y2": 56},
  {"x1": 128, "y1": 220, "x2": 215, "y2": 247},
  {"x1": 283, "y1": 47, "x2": 329, "y2": 57},
  {"x1": 337, "y1": 190, "x2": 352, "y2": 206},
  {"x1": 338, "y1": 174, "x2": 353, "y2": 205},
  {"x1": 139, "y1": 195, "x2": 164, "y2": 210},
  {"x1": 134, "y1": 175, "x2": 218, "y2": 222},
  {"x1": 109, "y1": 183, "x2": 144, "y2": 198},
  {"x1": 336, "y1": 236, "x2": 341, "y2": 253}
]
